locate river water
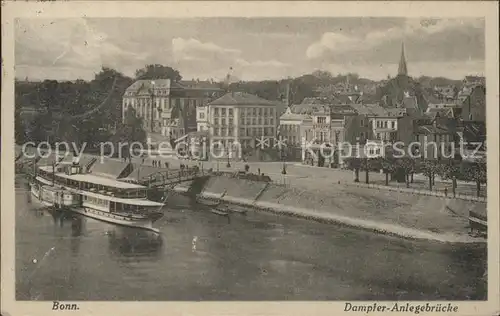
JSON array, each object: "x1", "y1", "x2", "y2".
[{"x1": 14, "y1": 177, "x2": 486, "y2": 301}]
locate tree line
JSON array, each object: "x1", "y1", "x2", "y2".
[
  {"x1": 15, "y1": 64, "x2": 182, "y2": 149},
  {"x1": 343, "y1": 156, "x2": 487, "y2": 197}
]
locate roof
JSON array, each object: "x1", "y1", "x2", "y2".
[
  {"x1": 290, "y1": 97, "x2": 332, "y2": 115},
  {"x1": 55, "y1": 172, "x2": 145, "y2": 189},
  {"x1": 350, "y1": 103, "x2": 406, "y2": 117},
  {"x1": 125, "y1": 79, "x2": 171, "y2": 93},
  {"x1": 280, "y1": 107, "x2": 311, "y2": 121},
  {"x1": 425, "y1": 107, "x2": 451, "y2": 117},
  {"x1": 171, "y1": 80, "x2": 224, "y2": 91},
  {"x1": 415, "y1": 125, "x2": 450, "y2": 135},
  {"x1": 209, "y1": 92, "x2": 280, "y2": 107},
  {"x1": 89, "y1": 158, "x2": 132, "y2": 179},
  {"x1": 461, "y1": 121, "x2": 486, "y2": 142}
]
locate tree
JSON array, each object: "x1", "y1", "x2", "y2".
[
  {"x1": 438, "y1": 159, "x2": 461, "y2": 197},
  {"x1": 135, "y1": 64, "x2": 182, "y2": 82},
  {"x1": 395, "y1": 157, "x2": 415, "y2": 188},
  {"x1": 420, "y1": 159, "x2": 441, "y2": 191},
  {"x1": 344, "y1": 157, "x2": 361, "y2": 182},
  {"x1": 114, "y1": 108, "x2": 147, "y2": 158},
  {"x1": 360, "y1": 157, "x2": 381, "y2": 184},
  {"x1": 462, "y1": 159, "x2": 487, "y2": 197},
  {"x1": 379, "y1": 156, "x2": 396, "y2": 186}
]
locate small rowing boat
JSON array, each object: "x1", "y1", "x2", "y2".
[
  {"x1": 210, "y1": 208, "x2": 229, "y2": 216},
  {"x1": 196, "y1": 197, "x2": 221, "y2": 207},
  {"x1": 216, "y1": 204, "x2": 248, "y2": 215}
]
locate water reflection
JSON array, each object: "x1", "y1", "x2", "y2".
[{"x1": 107, "y1": 226, "x2": 163, "y2": 260}]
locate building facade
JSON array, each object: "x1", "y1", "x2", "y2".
[
  {"x1": 197, "y1": 92, "x2": 284, "y2": 157},
  {"x1": 122, "y1": 79, "x2": 224, "y2": 139},
  {"x1": 122, "y1": 79, "x2": 171, "y2": 133},
  {"x1": 461, "y1": 85, "x2": 486, "y2": 122}
]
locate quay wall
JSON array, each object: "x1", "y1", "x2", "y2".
[{"x1": 174, "y1": 175, "x2": 487, "y2": 244}]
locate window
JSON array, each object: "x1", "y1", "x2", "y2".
[
  {"x1": 252, "y1": 108, "x2": 257, "y2": 116},
  {"x1": 391, "y1": 121, "x2": 395, "y2": 129},
  {"x1": 240, "y1": 128, "x2": 245, "y2": 136},
  {"x1": 199, "y1": 112, "x2": 205, "y2": 119},
  {"x1": 221, "y1": 108, "x2": 226, "y2": 116},
  {"x1": 270, "y1": 118, "x2": 274, "y2": 125},
  {"x1": 221, "y1": 118, "x2": 226, "y2": 126},
  {"x1": 252, "y1": 118, "x2": 257, "y2": 125},
  {"x1": 384, "y1": 121, "x2": 388, "y2": 128},
  {"x1": 360, "y1": 119, "x2": 364, "y2": 127},
  {"x1": 228, "y1": 108, "x2": 234, "y2": 117},
  {"x1": 214, "y1": 128, "x2": 220, "y2": 136},
  {"x1": 376, "y1": 133, "x2": 381, "y2": 140},
  {"x1": 228, "y1": 128, "x2": 234, "y2": 136},
  {"x1": 221, "y1": 128, "x2": 227, "y2": 136},
  {"x1": 229, "y1": 118, "x2": 234, "y2": 126},
  {"x1": 317, "y1": 116, "x2": 326, "y2": 124},
  {"x1": 258, "y1": 117, "x2": 262, "y2": 125},
  {"x1": 214, "y1": 108, "x2": 219, "y2": 116}
]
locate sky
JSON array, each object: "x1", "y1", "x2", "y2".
[{"x1": 15, "y1": 17, "x2": 485, "y2": 82}]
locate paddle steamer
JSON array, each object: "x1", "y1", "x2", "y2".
[{"x1": 29, "y1": 160, "x2": 165, "y2": 233}]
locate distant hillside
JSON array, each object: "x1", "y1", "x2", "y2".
[
  {"x1": 226, "y1": 72, "x2": 460, "y2": 106},
  {"x1": 416, "y1": 76, "x2": 463, "y2": 89}
]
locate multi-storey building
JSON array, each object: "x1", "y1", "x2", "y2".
[
  {"x1": 349, "y1": 103, "x2": 409, "y2": 158},
  {"x1": 288, "y1": 97, "x2": 359, "y2": 167},
  {"x1": 461, "y1": 85, "x2": 486, "y2": 122},
  {"x1": 122, "y1": 79, "x2": 171, "y2": 133},
  {"x1": 279, "y1": 106, "x2": 312, "y2": 147},
  {"x1": 197, "y1": 92, "x2": 284, "y2": 156},
  {"x1": 122, "y1": 79, "x2": 224, "y2": 140}
]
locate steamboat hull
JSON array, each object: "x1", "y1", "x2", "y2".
[
  {"x1": 30, "y1": 186, "x2": 161, "y2": 234},
  {"x1": 70, "y1": 207, "x2": 161, "y2": 234}
]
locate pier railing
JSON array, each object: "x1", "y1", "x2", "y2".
[{"x1": 140, "y1": 169, "x2": 204, "y2": 187}]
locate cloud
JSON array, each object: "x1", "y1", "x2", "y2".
[
  {"x1": 15, "y1": 18, "x2": 147, "y2": 74},
  {"x1": 235, "y1": 59, "x2": 290, "y2": 68},
  {"x1": 171, "y1": 37, "x2": 241, "y2": 62},
  {"x1": 170, "y1": 37, "x2": 293, "y2": 81},
  {"x1": 306, "y1": 18, "x2": 484, "y2": 62}
]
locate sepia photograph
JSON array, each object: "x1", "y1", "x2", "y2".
[{"x1": 2, "y1": 1, "x2": 499, "y2": 315}]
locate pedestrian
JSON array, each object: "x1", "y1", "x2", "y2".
[
  {"x1": 142, "y1": 158, "x2": 145, "y2": 164},
  {"x1": 444, "y1": 187, "x2": 448, "y2": 197},
  {"x1": 165, "y1": 162, "x2": 169, "y2": 169},
  {"x1": 258, "y1": 168, "x2": 261, "y2": 175}
]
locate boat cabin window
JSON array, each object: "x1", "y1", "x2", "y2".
[{"x1": 49, "y1": 175, "x2": 147, "y2": 199}]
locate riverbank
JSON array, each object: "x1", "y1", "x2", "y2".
[{"x1": 174, "y1": 175, "x2": 486, "y2": 244}]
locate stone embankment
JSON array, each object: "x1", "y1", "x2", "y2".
[{"x1": 174, "y1": 174, "x2": 487, "y2": 244}]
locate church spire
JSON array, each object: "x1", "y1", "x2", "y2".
[{"x1": 398, "y1": 42, "x2": 408, "y2": 76}]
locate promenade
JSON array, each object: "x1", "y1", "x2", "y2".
[{"x1": 133, "y1": 155, "x2": 486, "y2": 198}]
